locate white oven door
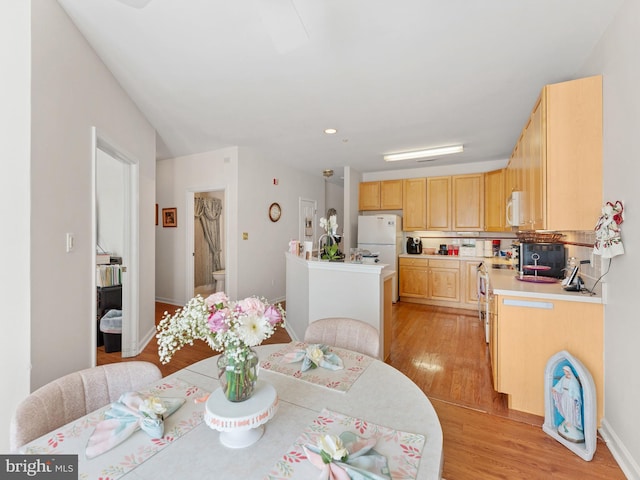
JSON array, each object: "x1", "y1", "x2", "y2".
[{"x1": 476, "y1": 266, "x2": 490, "y2": 343}]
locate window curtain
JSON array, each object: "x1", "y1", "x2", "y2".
[{"x1": 194, "y1": 197, "x2": 222, "y2": 286}]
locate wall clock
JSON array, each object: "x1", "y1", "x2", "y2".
[{"x1": 268, "y1": 202, "x2": 282, "y2": 222}]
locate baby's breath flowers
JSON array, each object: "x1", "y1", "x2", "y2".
[{"x1": 156, "y1": 292, "x2": 285, "y2": 364}]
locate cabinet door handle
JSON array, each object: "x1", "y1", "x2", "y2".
[{"x1": 503, "y1": 299, "x2": 553, "y2": 309}]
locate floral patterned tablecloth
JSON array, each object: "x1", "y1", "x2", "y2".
[
  {"x1": 259, "y1": 341, "x2": 374, "y2": 393},
  {"x1": 21, "y1": 377, "x2": 209, "y2": 480},
  {"x1": 265, "y1": 408, "x2": 426, "y2": 480}
]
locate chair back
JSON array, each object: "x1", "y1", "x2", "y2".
[
  {"x1": 304, "y1": 317, "x2": 380, "y2": 358},
  {"x1": 9, "y1": 361, "x2": 162, "y2": 452}
]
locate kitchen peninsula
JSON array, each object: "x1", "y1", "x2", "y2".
[{"x1": 285, "y1": 252, "x2": 394, "y2": 360}]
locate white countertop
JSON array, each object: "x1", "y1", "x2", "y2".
[
  {"x1": 399, "y1": 253, "x2": 488, "y2": 260},
  {"x1": 489, "y1": 268, "x2": 602, "y2": 304}
]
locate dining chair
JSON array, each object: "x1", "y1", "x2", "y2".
[
  {"x1": 9, "y1": 361, "x2": 162, "y2": 452},
  {"x1": 304, "y1": 317, "x2": 380, "y2": 358}
]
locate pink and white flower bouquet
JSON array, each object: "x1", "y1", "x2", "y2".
[{"x1": 156, "y1": 292, "x2": 286, "y2": 365}]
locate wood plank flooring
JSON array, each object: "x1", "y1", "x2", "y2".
[{"x1": 97, "y1": 301, "x2": 625, "y2": 479}]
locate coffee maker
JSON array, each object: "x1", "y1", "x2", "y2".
[{"x1": 407, "y1": 237, "x2": 422, "y2": 254}]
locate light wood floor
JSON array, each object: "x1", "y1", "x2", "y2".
[{"x1": 98, "y1": 301, "x2": 625, "y2": 479}]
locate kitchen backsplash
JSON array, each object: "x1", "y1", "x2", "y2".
[{"x1": 405, "y1": 229, "x2": 605, "y2": 293}]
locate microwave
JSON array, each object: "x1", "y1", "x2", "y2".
[{"x1": 518, "y1": 243, "x2": 566, "y2": 278}]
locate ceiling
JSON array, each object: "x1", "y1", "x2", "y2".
[{"x1": 57, "y1": 0, "x2": 622, "y2": 180}]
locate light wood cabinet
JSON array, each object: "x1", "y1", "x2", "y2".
[
  {"x1": 402, "y1": 178, "x2": 427, "y2": 231},
  {"x1": 380, "y1": 180, "x2": 403, "y2": 209},
  {"x1": 426, "y1": 176, "x2": 451, "y2": 230},
  {"x1": 489, "y1": 295, "x2": 498, "y2": 388},
  {"x1": 495, "y1": 295, "x2": 604, "y2": 423},
  {"x1": 398, "y1": 257, "x2": 429, "y2": 298},
  {"x1": 359, "y1": 180, "x2": 403, "y2": 211},
  {"x1": 484, "y1": 169, "x2": 506, "y2": 232},
  {"x1": 358, "y1": 181, "x2": 380, "y2": 211},
  {"x1": 452, "y1": 174, "x2": 484, "y2": 231},
  {"x1": 428, "y1": 259, "x2": 460, "y2": 302},
  {"x1": 463, "y1": 260, "x2": 480, "y2": 306},
  {"x1": 506, "y1": 75, "x2": 602, "y2": 231},
  {"x1": 398, "y1": 257, "x2": 500, "y2": 311}
]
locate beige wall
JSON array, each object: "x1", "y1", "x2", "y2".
[
  {"x1": 580, "y1": 0, "x2": 640, "y2": 475},
  {"x1": 29, "y1": 0, "x2": 156, "y2": 390}
]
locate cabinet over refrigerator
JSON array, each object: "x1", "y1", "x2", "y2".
[{"x1": 357, "y1": 214, "x2": 402, "y2": 302}]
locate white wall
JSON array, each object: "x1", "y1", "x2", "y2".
[
  {"x1": 236, "y1": 147, "x2": 325, "y2": 301},
  {"x1": 580, "y1": 0, "x2": 640, "y2": 475},
  {"x1": 155, "y1": 147, "x2": 239, "y2": 305},
  {"x1": 156, "y1": 147, "x2": 324, "y2": 306},
  {"x1": 96, "y1": 149, "x2": 124, "y2": 256},
  {"x1": 30, "y1": 1, "x2": 156, "y2": 389},
  {"x1": 0, "y1": 0, "x2": 31, "y2": 454}
]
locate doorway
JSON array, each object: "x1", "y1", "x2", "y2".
[
  {"x1": 185, "y1": 188, "x2": 226, "y2": 299},
  {"x1": 93, "y1": 129, "x2": 139, "y2": 363}
]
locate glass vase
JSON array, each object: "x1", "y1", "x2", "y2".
[{"x1": 217, "y1": 346, "x2": 259, "y2": 402}]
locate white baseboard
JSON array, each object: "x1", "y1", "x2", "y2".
[
  {"x1": 138, "y1": 325, "x2": 157, "y2": 355},
  {"x1": 155, "y1": 296, "x2": 182, "y2": 306},
  {"x1": 600, "y1": 418, "x2": 640, "y2": 479}
]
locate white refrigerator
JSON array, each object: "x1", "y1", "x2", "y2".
[{"x1": 357, "y1": 214, "x2": 403, "y2": 302}]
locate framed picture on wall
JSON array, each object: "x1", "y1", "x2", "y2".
[{"x1": 162, "y1": 207, "x2": 177, "y2": 227}]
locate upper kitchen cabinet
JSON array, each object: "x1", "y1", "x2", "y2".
[
  {"x1": 507, "y1": 75, "x2": 603, "y2": 231},
  {"x1": 426, "y1": 176, "x2": 451, "y2": 230},
  {"x1": 452, "y1": 174, "x2": 484, "y2": 231},
  {"x1": 484, "y1": 169, "x2": 506, "y2": 232},
  {"x1": 358, "y1": 180, "x2": 403, "y2": 211},
  {"x1": 402, "y1": 178, "x2": 427, "y2": 230}
]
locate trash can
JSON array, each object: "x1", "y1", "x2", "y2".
[{"x1": 100, "y1": 309, "x2": 122, "y2": 353}]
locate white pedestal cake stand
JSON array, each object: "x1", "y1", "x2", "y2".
[{"x1": 204, "y1": 381, "x2": 278, "y2": 448}]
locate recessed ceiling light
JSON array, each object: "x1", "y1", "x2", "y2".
[
  {"x1": 324, "y1": 128, "x2": 338, "y2": 135},
  {"x1": 383, "y1": 145, "x2": 464, "y2": 162}
]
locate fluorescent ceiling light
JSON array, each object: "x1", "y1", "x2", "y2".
[{"x1": 383, "y1": 145, "x2": 464, "y2": 162}]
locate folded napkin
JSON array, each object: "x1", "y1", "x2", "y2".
[
  {"x1": 303, "y1": 432, "x2": 390, "y2": 480},
  {"x1": 85, "y1": 392, "x2": 184, "y2": 459},
  {"x1": 282, "y1": 344, "x2": 344, "y2": 372}
]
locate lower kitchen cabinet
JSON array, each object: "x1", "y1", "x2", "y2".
[
  {"x1": 400, "y1": 256, "x2": 481, "y2": 309},
  {"x1": 398, "y1": 257, "x2": 429, "y2": 298},
  {"x1": 428, "y1": 259, "x2": 459, "y2": 302},
  {"x1": 494, "y1": 295, "x2": 604, "y2": 424}
]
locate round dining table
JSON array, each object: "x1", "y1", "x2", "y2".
[
  {"x1": 126, "y1": 343, "x2": 444, "y2": 479},
  {"x1": 21, "y1": 343, "x2": 443, "y2": 479}
]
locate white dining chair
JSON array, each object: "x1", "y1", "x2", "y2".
[
  {"x1": 9, "y1": 361, "x2": 162, "y2": 452},
  {"x1": 304, "y1": 317, "x2": 380, "y2": 358}
]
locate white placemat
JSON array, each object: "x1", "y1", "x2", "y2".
[
  {"x1": 21, "y1": 377, "x2": 209, "y2": 480},
  {"x1": 260, "y1": 341, "x2": 374, "y2": 393},
  {"x1": 265, "y1": 408, "x2": 426, "y2": 479}
]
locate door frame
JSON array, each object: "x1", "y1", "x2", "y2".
[
  {"x1": 185, "y1": 186, "x2": 227, "y2": 301},
  {"x1": 91, "y1": 127, "x2": 140, "y2": 362}
]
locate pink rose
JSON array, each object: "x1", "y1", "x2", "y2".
[
  {"x1": 264, "y1": 305, "x2": 283, "y2": 325},
  {"x1": 205, "y1": 292, "x2": 229, "y2": 309},
  {"x1": 207, "y1": 308, "x2": 229, "y2": 333},
  {"x1": 236, "y1": 297, "x2": 265, "y2": 316}
]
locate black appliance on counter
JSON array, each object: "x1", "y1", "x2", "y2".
[
  {"x1": 406, "y1": 237, "x2": 422, "y2": 254},
  {"x1": 518, "y1": 242, "x2": 566, "y2": 278}
]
